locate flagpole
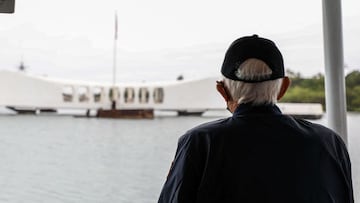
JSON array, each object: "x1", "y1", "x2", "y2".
[
  {"x1": 113, "y1": 11, "x2": 118, "y2": 87},
  {"x1": 111, "y1": 11, "x2": 118, "y2": 109}
]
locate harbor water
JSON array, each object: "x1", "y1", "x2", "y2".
[{"x1": 0, "y1": 113, "x2": 359, "y2": 202}]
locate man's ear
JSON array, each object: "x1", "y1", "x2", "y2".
[
  {"x1": 277, "y1": 77, "x2": 290, "y2": 100},
  {"x1": 216, "y1": 82, "x2": 231, "y2": 102}
]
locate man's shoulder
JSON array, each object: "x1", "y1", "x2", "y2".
[
  {"x1": 190, "y1": 117, "x2": 233, "y2": 134},
  {"x1": 289, "y1": 117, "x2": 346, "y2": 147},
  {"x1": 179, "y1": 117, "x2": 232, "y2": 141},
  {"x1": 296, "y1": 117, "x2": 335, "y2": 135},
  {"x1": 292, "y1": 117, "x2": 332, "y2": 133}
]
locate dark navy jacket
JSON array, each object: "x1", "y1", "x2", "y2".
[{"x1": 158, "y1": 104, "x2": 353, "y2": 203}]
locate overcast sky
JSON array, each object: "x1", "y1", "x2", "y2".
[{"x1": 0, "y1": 0, "x2": 359, "y2": 83}]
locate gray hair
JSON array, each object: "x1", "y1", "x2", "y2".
[{"x1": 223, "y1": 58, "x2": 283, "y2": 105}]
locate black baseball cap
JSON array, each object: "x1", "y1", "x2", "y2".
[{"x1": 221, "y1": 35, "x2": 285, "y2": 83}]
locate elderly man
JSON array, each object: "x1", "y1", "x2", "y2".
[{"x1": 158, "y1": 35, "x2": 353, "y2": 203}]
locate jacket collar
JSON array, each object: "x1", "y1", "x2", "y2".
[{"x1": 232, "y1": 103, "x2": 282, "y2": 117}]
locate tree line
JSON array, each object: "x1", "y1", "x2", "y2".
[{"x1": 280, "y1": 70, "x2": 360, "y2": 112}]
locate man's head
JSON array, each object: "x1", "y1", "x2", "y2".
[{"x1": 217, "y1": 35, "x2": 290, "y2": 112}]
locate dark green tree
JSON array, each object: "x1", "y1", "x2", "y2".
[
  {"x1": 281, "y1": 69, "x2": 360, "y2": 112},
  {"x1": 346, "y1": 70, "x2": 360, "y2": 111}
]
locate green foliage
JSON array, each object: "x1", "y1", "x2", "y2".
[
  {"x1": 281, "y1": 70, "x2": 360, "y2": 112},
  {"x1": 346, "y1": 71, "x2": 360, "y2": 111},
  {"x1": 346, "y1": 70, "x2": 360, "y2": 88}
]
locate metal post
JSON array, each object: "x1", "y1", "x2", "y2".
[{"x1": 322, "y1": 0, "x2": 348, "y2": 145}]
